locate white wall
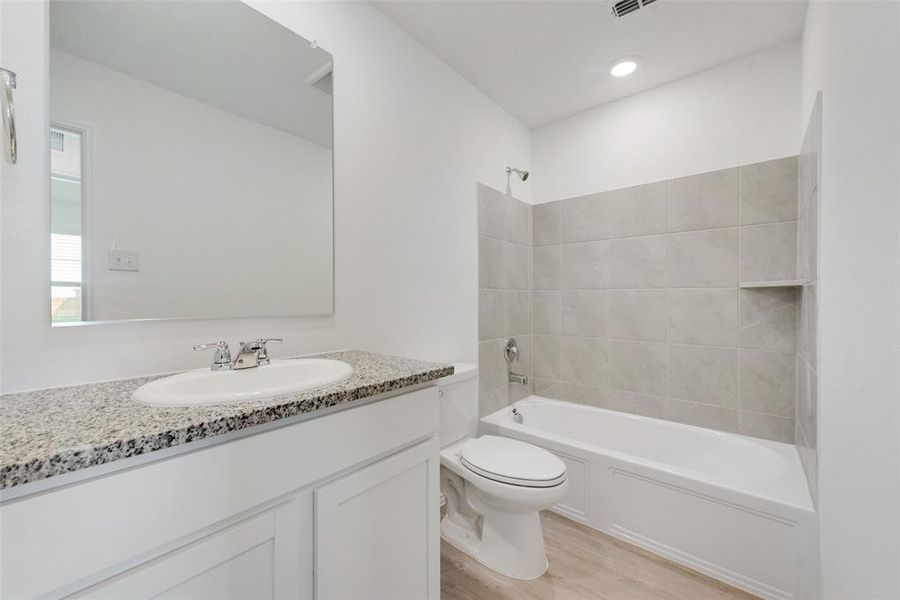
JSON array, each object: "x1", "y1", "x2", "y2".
[
  {"x1": 0, "y1": 0, "x2": 531, "y2": 392},
  {"x1": 800, "y1": 2, "x2": 900, "y2": 598},
  {"x1": 51, "y1": 49, "x2": 334, "y2": 320},
  {"x1": 532, "y1": 42, "x2": 801, "y2": 202}
]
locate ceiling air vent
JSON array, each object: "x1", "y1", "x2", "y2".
[{"x1": 610, "y1": 0, "x2": 658, "y2": 19}]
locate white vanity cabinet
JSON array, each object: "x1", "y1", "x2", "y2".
[
  {"x1": 315, "y1": 440, "x2": 438, "y2": 599},
  {"x1": 74, "y1": 498, "x2": 310, "y2": 599},
  {"x1": 0, "y1": 387, "x2": 440, "y2": 600}
]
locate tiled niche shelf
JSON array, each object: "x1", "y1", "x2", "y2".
[{"x1": 739, "y1": 279, "x2": 808, "y2": 288}]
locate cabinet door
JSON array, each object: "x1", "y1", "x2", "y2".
[
  {"x1": 75, "y1": 499, "x2": 308, "y2": 599},
  {"x1": 315, "y1": 438, "x2": 440, "y2": 600}
]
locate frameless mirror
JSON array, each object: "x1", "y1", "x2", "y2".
[{"x1": 49, "y1": 0, "x2": 333, "y2": 324}]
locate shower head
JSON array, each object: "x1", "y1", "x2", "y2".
[{"x1": 506, "y1": 166, "x2": 529, "y2": 181}]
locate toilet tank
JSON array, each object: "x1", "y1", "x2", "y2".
[{"x1": 438, "y1": 363, "x2": 479, "y2": 447}]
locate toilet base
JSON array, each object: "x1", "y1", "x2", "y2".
[
  {"x1": 440, "y1": 507, "x2": 549, "y2": 580},
  {"x1": 439, "y1": 437, "x2": 568, "y2": 580}
]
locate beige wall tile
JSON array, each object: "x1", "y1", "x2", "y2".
[
  {"x1": 560, "y1": 193, "x2": 606, "y2": 243},
  {"x1": 798, "y1": 360, "x2": 818, "y2": 448},
  {"x1": 525, "y1": 157, "x2": 803, "y2": 443},
  {"x1": 532, "y1": 377, "x2": 560, "y2": 399},
  {"x1": 559, "y1": 382, "x2": 606, "y2": 408},
  {"x1": 478, "y1": 236, "x2": 506, "y2": 289},
  {"x1": 560, "y1": 336, "x2": 608, "y2": 387},
  {"x1": 605, "y1": 181, "x2": 668, "y2": 238},
  {"x1": 668, "y1": 288, "x2": 738, "y2": 346},
  {"x1": 506, "y1": 242, "x2": 530, "y2": 290},
  {"x1": 804, "y1": 282, "x2": 817, "y2": 368},
  {"x1": 666, "y1": 399, "x2": 739, "y2": 433},
  {"x1": 739, "y1": 222, "x2": 798, "y2": 283},
  {"x1": 668, "y1": 168, "x2": 739, "y2": 232},
  {"x1": 533, "y1": 201, "x2": 561, "y2": 246},
  {"x1": 740, "y1": 350, "x2": 795, "y2": 417},
  {"x1": 506, "y1": 290, "x2": 531, "y2": 336},
  {"x1": 478, "y1": 338, "x2": 507, "y2": 394},
  {"x1": 799, "y1": 191, "x2": 818, "y2": 281},
  {"x1": 562, "y1": 241, "x2": 610, "y2": 289},
  {"x1": 477, "y1": 183, "x2": 507, "y2": 240},
  {"x1": 606, "y1": 389, "x2": 668, "y2": 419},
  {"x1": 533, "y1": 291, "x2": 561, "y2": 335},
  {"x1": 607, "y1": 289, "x2": 667, "y2": 342},
  {"x1": 479, "y1": 388, "x2": 507, "y2": 418},
  {"x1": 609, "y1": 340, "x2": 667, "y2": 396},
  {"x1": 799, "y1": 100, "x2": 820, "y2": 210},
  {"x1": 507, "y1": 197, "x2": 531, "y2": 246},
  {"x1": 667, "y1": 228, "x2": 738, "y2": 287},
  {"x1": 478, "y1": 289, "x2": 506, "y2": 341},
  {"x1": 562, "y1": 291, "x2": 608, "y2": 337},
  {"x1": 507, "y1": 380, "x2": 531, "y2": 404},
  {"x1": 533, "y1": 245, "x2": 561, "y2": 290},
  {"x1": 797, "y1": 426, "x2": 817, "y2": 503},
  {"x1": 609, "y1": 235, "x2": 667, "y2": 288},
  {"x1": 740, "y1": 156, "x2": 799, "y2": 225},
  {"x1": 668, "y1": 345, "x2": 739, "y2": 407},
  {"x1": 532, "y1": 334, "x2": 561, "y2": 379},
  {"x1": 739, "y1": 412, "x2": 795, "y2": 443},
  {"x1": 739, "y1": 288, "x2": 798, "y2": 352}
]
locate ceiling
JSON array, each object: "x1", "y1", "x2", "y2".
[
  {"x1": 50, "y1": 0, "x2": 333, "y2": 147},
  {"x1": 374, "y1": 0, "x2": 807, "y2": 128}
]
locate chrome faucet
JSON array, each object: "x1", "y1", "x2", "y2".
[
  {"x1": 232, "y1": 338, "x2": 283, "y2": 370},
  {"x1": 193, "y1": 338, "x2": 282, "y2": 371},
  {"x1": 504, "y1": 337, "x2": 528, "y2": 386},
  {"x1": 193, "y1": 341, "x2": 232, "y2": 371},
  {"x1": 508, "y1": 371, "x2": 528, "y2": 385}
]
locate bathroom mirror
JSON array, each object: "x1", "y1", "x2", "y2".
[{"x1": 48, "y1": 0, "x2": 334, "y2": 324}]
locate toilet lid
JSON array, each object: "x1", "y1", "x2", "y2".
[{"x1": 460, "y1": 436, "x2": 567, "y2": 488}]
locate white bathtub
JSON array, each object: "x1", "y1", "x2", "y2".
[{"x1": 481, "y1": 397, "x2": 818, "y2": 600}]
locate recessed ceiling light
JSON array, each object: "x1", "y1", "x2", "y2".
[{"x1": 610, "y1": 59, "x2": 638, "y2": 78}]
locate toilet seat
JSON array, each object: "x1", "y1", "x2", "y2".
[{"x1": 459, "y1": 435, "x2": 566, "y2": 488}]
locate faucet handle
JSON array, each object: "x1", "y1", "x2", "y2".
[
  {"x1": 255, "y1": 338, "x2": 283, "y2": 365},
  {"x1": 193, "y1": 341, "x2": 232, "y2": 371}
]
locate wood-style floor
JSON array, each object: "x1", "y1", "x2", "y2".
[{"x1": 441, "y1": 512, "x2": 759, "y2": 600}]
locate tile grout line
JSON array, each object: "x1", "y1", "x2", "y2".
[{"x1": 737, "y1": 164, "x2": 744, "y2": 435}]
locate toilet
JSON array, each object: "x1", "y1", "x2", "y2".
[{"x1": 438, "y1": 364, "x2": 568, "y2": 580}]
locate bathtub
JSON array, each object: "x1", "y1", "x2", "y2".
[{"x1": 481, "y1": 397, "x2": 817, "y2": 600}]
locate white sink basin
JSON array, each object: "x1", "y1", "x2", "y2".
[{"x1": 134, "y1": 359, "x2": 353, "y2": 407}]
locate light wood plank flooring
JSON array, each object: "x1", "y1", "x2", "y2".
[{"x1": 441, "y1": 512, "x2": 759, "y2": 600}]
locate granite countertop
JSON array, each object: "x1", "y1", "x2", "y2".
[{"x1": 0, "y1": 350, "x2": 453, "y2": 491}]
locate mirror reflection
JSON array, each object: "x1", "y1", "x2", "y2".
[{"x1": 49, "y1": 0, "x2": 334, "y2": 324}]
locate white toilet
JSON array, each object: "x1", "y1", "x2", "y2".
[{"x1": 438, "y1": 364, "x2": 568, "y2": 580}]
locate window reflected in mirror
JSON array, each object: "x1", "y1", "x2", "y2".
[{"x1": 50, "y1": 126, "x2": 85, "y2": 324}]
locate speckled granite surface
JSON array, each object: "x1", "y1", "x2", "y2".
[{"x1": 0, "y1": 350, "x2": 453, "y2": 491}]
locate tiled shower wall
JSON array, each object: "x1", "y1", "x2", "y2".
[
  {"x1": 529, "y1": 157, "x2": 801, "y2": 442},
  {"x1": 797, "y1": 95, "x2": 821, "y2": 501},
  {"x1": 477, "y1": 184, "x2": 533, "y2": 416}
]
